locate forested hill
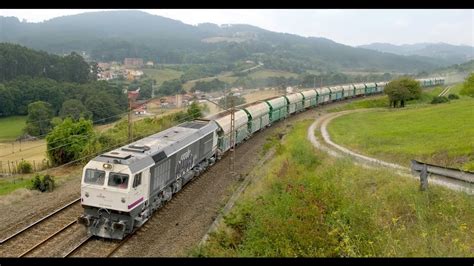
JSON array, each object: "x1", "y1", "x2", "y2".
[
  {"x1": 359, "y1": 42, "x2": 474, "y2": 65},
  {"x1": 0, "y1": 43, "x2": 95, "y2": 83},
  {"x1": 0, "y1": 10, "x2": 450, "y2": 73}
]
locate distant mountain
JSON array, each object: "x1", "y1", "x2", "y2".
[
  {"x1": 0, "y1": 10, "x2": 451, "y2": 73},
  {"x1": 358, "y1": 42, "x2": 474, "y2": 65}
]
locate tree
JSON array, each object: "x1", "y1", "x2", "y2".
[
  {"x1": 159, "y1": 79, "x2": 185, "y2": 96},
  {"x1": 384, "y1": 78, "x2": 421, "y2": 108},
  {"x1": 187, "y1": 101, "x2": 203, "y2": 119},
  {"x1": 85, "y1": 92, "x2": 122, "y2": 124},
  {"x1": 46, "y1": 117, "x2": 95, "y2": 166},
  {"x1": 0, "y1": 84, "x2": 15, "y2": 116},
  {"x1": 59, "y1": 99, "x2": 92, "y2": 121},
  {"x1": 460, "y1": 73, "x2": 474, "y2": 97},
  {"x1": 24, "y1": 101, "x2": 53, "y2": 136}
]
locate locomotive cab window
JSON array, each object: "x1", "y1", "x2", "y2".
[
  {"x1": 84, "y1": 169, "x2": 106, "y2": 185},
  {"x1": 133, "y1": 173, "x2": 142, "y2": 188},
  {"x1": 108, "y1": 173, "x2": 129, "y2": 189}
]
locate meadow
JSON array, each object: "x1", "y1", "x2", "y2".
[
  {"x1": 327, "y1": 97, "x2": 474, "y2": 170},
  {"x1": 0, "y1": 116, "x2": 27, "y2": 142},
  {"x1": 193, "y1": 120, "x2": 474, "y2": 257}
]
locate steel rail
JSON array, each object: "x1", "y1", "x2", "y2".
[{"x1": 0, "y1": 197, "x2": 81, "y2": 244}]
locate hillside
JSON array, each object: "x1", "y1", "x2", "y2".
[
  {"x1": 359, "y1": 42, "x2": 474, "y2": 65},
  {"x1": 0, "y1": 10, "x2": 448, "y2": 73}
]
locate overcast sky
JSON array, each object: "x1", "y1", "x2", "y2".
[{"x1": 1, "y1": 9, "x2": 473, "y2": 47}]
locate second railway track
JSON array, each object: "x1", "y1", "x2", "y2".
[{"x1": 0, "y1": 198, "x2": 86, "y2": 257}]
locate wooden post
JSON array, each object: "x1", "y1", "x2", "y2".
[
  {"x1": 33, "y1": 160, "x2": 36, "y2": 172},
  {"x1": 7, "y1": 160, "x2": 11, "y2": 174}
]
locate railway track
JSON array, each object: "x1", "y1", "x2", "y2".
[
  {"x1": 63, "y1": 227, "x2": 136, "y2": 257},
  {"x1": 0, "y1": 198, "x2": 84, "y2": 257}
]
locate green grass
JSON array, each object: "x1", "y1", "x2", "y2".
[
  {"x1": 328, "y1": 96, "x2": 389, "y2": 113},
  {"x1": 183, "y1": 73, "x2": 238, "y2": 91},
  {"x1": 0, "y1": 177, "x2": 33, "y2": 195},
  {"x1": 248, "y1": 69, "x2": 299, "y2": 80},
  {"x1": 0, "y1": 116, "x2": 27, "y2": 142},
  {"x1": 328, "y1": 98, "x2": 474, "y2": 170},
  {"x1": 142, "y1": 68, "x2": 183, "y2": 85},
  {"x1": 192, "y1": 120, "x2": 474, "y2": 257}
]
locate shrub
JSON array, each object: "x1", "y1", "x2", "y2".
[
  {"x1": 30, "y1": 174, "x2": 55, "y2": 192},
  {"x1": 431, "y1": 96, "x2": 449, "y2": 104},
  {"x1": 447, "y1": 94, "x2": 459, "y2": 100},
  {"x1": 17, "y1": 160, "x2": 32, "y2": 174}
]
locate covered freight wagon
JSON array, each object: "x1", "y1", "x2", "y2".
[
  {"x1": 265, "y1": 96, "x2": 288, "y2": 123},
  {"x1": 240, "y1": 101, "x2": 270, "y2": 134}
]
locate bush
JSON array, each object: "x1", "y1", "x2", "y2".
[
  {"x1": 17, "y1": 160, "x2": 32, "y2": 174},
  {"x1": 30, "y1": 174, "x2": 55, "y2": 192},
  {"x1": 447, "y1": 94, "x2": 459, "y2": 100},
  {"x1": 431, "y1": 96, "x2": 449, "y2": 104}
]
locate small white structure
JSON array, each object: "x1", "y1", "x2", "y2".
[{"x1": 134, "y1": 107, "x2": 147, "y2": 115}]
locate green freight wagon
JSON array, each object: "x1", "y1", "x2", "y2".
[
  {"x1": 365, "y1": 82, "x2": 377, "y2": 95},
  {"x1": 342, "y1": 84, "x2": 355, "y2": 98},
  {"x1": 265, "y1": 96, "x2": 288, "y2": 123},
  {"x1": 330, "y1": 86, "x2": 344, "y2": 100},
  {"x1": 300, "y1": 89, "x2": 318, "y2": 108},
  {"x1": 284, "y1": 93, "x2": 304, "y2": 114},
  {"x1": 208, "y1": 109, "x2": 250, "y2": 153},
  {"x1": 375, "y1": 81, "x2": 387, "y2": 93},
  {"x1": 241, "y1": 101, "x2": 270, "y2": 135},
  {"x1": 315, "y1": 87, "x2": 331, "y2": 104},
  {"x1": 353, "y1": 83, "x2": 366, "y2": 96}
]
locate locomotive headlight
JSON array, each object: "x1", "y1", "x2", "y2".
[
  {"x1": 121, "y1": 197, "x2": 126, "y2": 203},
  {"x1": 103, "y1": 163, "x2": 113, "y2": 170},
  {"x1": 85, "y1": 192, "x2": 89, "y2": 197}
]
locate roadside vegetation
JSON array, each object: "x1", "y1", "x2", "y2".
[
  {"x1": 193, "y1": 120, "x2": 474, "y2": 257},
  {"x1": 0, "y1": 102, "x2": 206, "y2": 195}
]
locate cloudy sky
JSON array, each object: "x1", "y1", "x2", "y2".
[{"x1": 1, "y1": 9, "x2": 473, "y2": 47}]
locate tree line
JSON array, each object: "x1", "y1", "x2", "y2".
[{"x1": 0, "y1": 43, "x2": 96, "y2": 83}]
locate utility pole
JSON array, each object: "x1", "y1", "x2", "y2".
[
  {"x1": 151, "y1": 83, "x2": 155, "y2": 99},
  {"x1": 224, "y1": 84, "x2": 228, "y2": 109},
  {"x1": 127, "y1": 88, "x2": 140, "y2": 142},
  {"x1": 128, "y1": 96, "x2": 133, "y2": 142},
  {"x1": 229, "y1": 92, "x2": 235, "y2": 174}
]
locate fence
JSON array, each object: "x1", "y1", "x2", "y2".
[
  {"x1": 411, "y1": 160, "x2": 474, "y2": 192},
  {"x1": 0, "y1": 159, "x2": 51, "y2": 176}
]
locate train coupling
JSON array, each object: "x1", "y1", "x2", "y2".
[
  {"x1": 77, "y1": 215, "x2": 93, "y2": 226},
  {"x1": 112, "y1": 221, "x2": 126, "y2": 232}
]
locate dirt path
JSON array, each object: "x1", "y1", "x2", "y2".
[{"x1": 308, "y1": 110, "x2": 474, "y2": 194}]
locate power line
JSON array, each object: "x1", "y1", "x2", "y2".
[{"x1": 1, "y1": 107, "x2": 199, "y2": 164}]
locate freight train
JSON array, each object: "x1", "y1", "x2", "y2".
[{"x1": 78, "y1": 77, "x2": 445, "y2": 239}]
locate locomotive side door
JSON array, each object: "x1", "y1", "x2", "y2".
[{"x1": 131, "y1": 171, "x2": 146, "y2": 208}]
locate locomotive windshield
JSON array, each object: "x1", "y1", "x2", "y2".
[
  {"x1": 108, "y1": 173, "x2": 129, "y2": 189},
  {"x1": 84, "y1": 169, "x2": 106, "y2": 185}
]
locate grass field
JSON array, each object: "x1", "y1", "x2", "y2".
[
  {"x1": 183, "y1": 73, "x2": 238, "y2": 91},
  {"x1": 248, "y1": 69, "x2": 299, "y2": 80},
  {"x1": 0, "y1": 116, "x2": 27, "y2": 142},
  {"x1": 242, "y1": 89, "x2": 279, "y2": 103},
  {"x1": 193, "y1": 120, "x2": 474, "y2": 257},
  {"x1": 142, "y1": 68, "x2": 183, "y2": 85},
  {"x1": 328, "y1": 98, "x2": 474, "y2": 170}
]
